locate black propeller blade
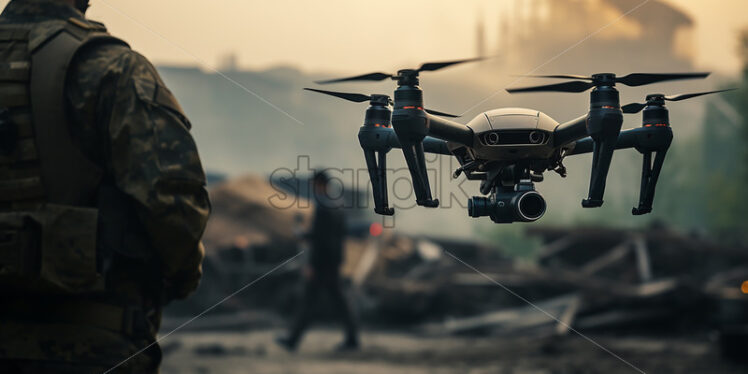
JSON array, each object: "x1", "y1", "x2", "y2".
[
  {"x1": 423, "y1": 109, "x2": 460, "y2": 118},
  {"x1": 315, "y1": 57, "x2": 484, "y2": 84},
  {"x1": 507, "y1": 81, "x2": 595, "y2": 93},
  {"x1": 514, "y1": 74, "x2": 593, "y2": 80},
  {"x1": 304, "y1": 88, "x2": 373, "y2": 103},
  {"x1": 418, "y1": 57, "x2": 485, "y2": 72},
  {"x1": 507, "y1": 72, "x2": 710, "y2": 94},
  {"x1": 304, "y1": 88, "x2": 460, "y2": 118},
  {"x1": 620, "y1": 103, "x2": 648, "y2": 114},
  {"x1": 617, "y1": 73, "x2": 710, "y2": 87},
  {"x1": 621, "y1": 88, "x2": 737, "y2": 114},
  {"x1": 315, "y1": 72, "x2": 394, "y2": 85},
  {"x1": 664, "y1": 88, "x2": 737, "y2": 102}
]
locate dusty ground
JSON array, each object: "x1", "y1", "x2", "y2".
[{"x1": 159, "y1": 328, "x2": 746, "y2": 374}]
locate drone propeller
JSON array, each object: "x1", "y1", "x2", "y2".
[
  {"x1": 506, "y1": 72, "x2": 710, "y2": 94},
  {"x1": 315, "y1": 57, "x2": 484, "y2": 84},
  {"x1": 304, "y1": 88, "x2": 379, "y2": 103},
  {"x1": 316, "y1": 72, "x2": 395, "y2": 85},
  {"x1": 304, "y1": 88, "x2": 460, "y2": 118},
  {"x1": 423, "y1": 108, "x2": 461, "y2": 118},
  {"x1": 621, "y1": 88, "x2": 737, "y2": 114}
]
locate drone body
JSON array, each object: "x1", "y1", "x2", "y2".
[
  {"x1": 306, "y1": 59, "x2": 733, "y2": 224},
  {"x1": 462, "y1": 108, "x2": 560, "y2": 162}
]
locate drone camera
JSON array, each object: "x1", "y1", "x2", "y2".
[{"x1": 468, "y1": 190, "x2": 547, "y2": 223}]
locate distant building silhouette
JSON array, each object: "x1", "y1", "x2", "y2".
[
  {"x1": 476, "y1": 0, "x2": 694, "y2": 72},
  {"x1": 219, "y1": 52, "x2": 239, "y2": 72},
  {"x1": 475, "y1": 14, "x2": 486, "y2": 59}
]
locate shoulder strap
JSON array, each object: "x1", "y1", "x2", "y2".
[{"x1": 29, "y1": 19, "x2": 129, "y2": 205}]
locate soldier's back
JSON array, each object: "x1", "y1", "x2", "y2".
[{"x1": 0, "y1": 1, "x2": 207, "y2": 373}]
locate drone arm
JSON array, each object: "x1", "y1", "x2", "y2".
[
  {"x1": 426, "y1": 114, "x2": 474, "y2": 147},
  {"x1": 553, "y1": 114, "x2": 589, "y2": 146},
  {"x1": 567, "y1": 127, "x2": 640, "y2": 156},
  {"x1": 372, "y1": 127, "x2": 451, "y2": 155},
  {"x1": 422, "y1": 137, "x2": 452, "y2": 155}
]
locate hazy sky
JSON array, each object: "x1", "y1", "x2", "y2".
[{"x1": 2, "y1": 0, "x2": 746, "y2": 74}]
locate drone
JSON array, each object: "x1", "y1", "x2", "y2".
[{"x1": 306, "y1": 58, "x2": 734, "y2": 223}]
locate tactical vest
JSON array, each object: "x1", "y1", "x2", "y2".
[{"x1": 0, "y1": 18, "x2": 129, "y2": 295}]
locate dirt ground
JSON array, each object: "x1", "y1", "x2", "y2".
[{"x1": 159, "y1": 328, "x2": 747, "y2": 374}]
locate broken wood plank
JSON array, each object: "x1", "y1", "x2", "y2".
[
  {"x1": 580, "y1": 240, "x2": 633, "y2": 276},
  {"x1": 426, "y1": 294, "x2": 581, "y2": 335},
  {"x1": 555, "y1": 295, "x2": 581, "y2": 335},
  {"x1": 633, "y1": 235, "x2": 653, "y2": 282}
]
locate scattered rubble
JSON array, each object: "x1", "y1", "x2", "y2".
[{"x1": 166, "y1": 175, "x2": 748, "y2": 362}]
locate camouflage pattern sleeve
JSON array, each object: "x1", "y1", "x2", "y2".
[
  {"x1": 71, "y1": 46, "x2": 211, "y2": 300},
  {"x1": 112, "y1": 51, "x2": 210, "y2": 300}
]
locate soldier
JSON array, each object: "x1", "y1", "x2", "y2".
[
  {"x1": 0, "y1": 0, "x2": 210, "y2": 373},
  {"x1": 276, "y1": 171, "x2": 359, "y2": 352}
]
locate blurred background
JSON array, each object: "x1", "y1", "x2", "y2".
[
  {"x1": 68, "y1": 0, "x2": 748, "y2": 239},
  {"x1": 12, "y1": 0, "x2": 748, "y2": 372}
]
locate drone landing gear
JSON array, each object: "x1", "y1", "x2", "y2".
[
  {"x1": 632, "y1": 150, "x2": 667, "y2": 215},
  {"x1": 400, "y1": 142, "x2": 439, "y2": 208},
  {"x1": 582, "y1": 132, "x2": 618, "y2": 208},
  {"x1": 363, "y1": 149, "x2": 395, "y2": 216}
]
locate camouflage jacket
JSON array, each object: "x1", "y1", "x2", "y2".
[
  {"x1": 0, "y1": 0, "x2": 211, "y2": 369},
  {"x1": 0, "y1": 0, "x2": 211, "y2": 304}
]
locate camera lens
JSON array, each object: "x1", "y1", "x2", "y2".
[
  {"x1": 468, "y1": 197, "x2": 492, "y2": 218},
  {"x1": 528, "y1": 131, "x2": 544, "y2": 144},
  {"x1": 517, "y1": 191, "x2": 546, "y2": 221},
  {"x1": 485, "y1": 132, "x2": 500, "y2": 145}
]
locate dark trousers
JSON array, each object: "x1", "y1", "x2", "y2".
[{"x1": 288, "y1": 272, "x2": 358, "y2": 345}]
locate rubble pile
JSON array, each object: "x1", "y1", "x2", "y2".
[
  {"x1": 167, "y1": 175, "x2": 748, "y2": 360},
  {"x1": 202, "y1": 175, "x2": 311, "y2": 250}
]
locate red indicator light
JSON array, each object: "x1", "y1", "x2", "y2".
[{"x1": 369, "y1": 222, "x2": 383, "y2": 237}]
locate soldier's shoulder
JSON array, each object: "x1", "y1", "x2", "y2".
[
  {"x1": 25, "y1": 17, "x2": 111, "y2": 50},
  {"x1": 67, "y1": 17, "x2": 108, "y2": 33},
  {"x1": 72, "y1": 41, "x2": 133, "y2": 78},
  {"x1": 72, "y1": 35, "x2": 155, "y2": 82},
  {"x1": 68, "y1": 41, "x2": 161, "y2": 104}
]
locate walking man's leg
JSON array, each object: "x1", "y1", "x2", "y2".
[
  {"x1": 326, "y1": 276, "x2": 359, "y2": 350},
  {"x1": 278, "y1": 279, "x2": 318, "y2": 351}
]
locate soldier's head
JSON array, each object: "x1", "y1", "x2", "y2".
[
  {"x1": 73, "y1": 0, "x2": 90, "y2": 13},
  {"x1": 37, "y1": 0, "x2": 90, "y2": 13},
  {"x1": 312, "y1": 170, "x2": 330, "y2": 197}
]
